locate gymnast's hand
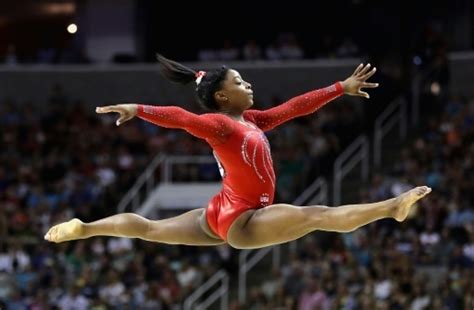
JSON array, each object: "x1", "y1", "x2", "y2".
[
  {"x1": 341, "y1": 63, "x2": 379, "y2": 99},
  {"x1": 96, "y1": 104, "x2": 137, "y2": 126}
]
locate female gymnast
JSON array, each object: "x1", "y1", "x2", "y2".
[{"x1": 45, "y1": 55, "x2": 431, "y2": 249}]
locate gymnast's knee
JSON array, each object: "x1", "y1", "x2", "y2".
[
  {"x1": 226, "y1": 230, "x2": 246, "y2": 249},
  {"x1": 226, "y1": 228, "x2": 256, "y2": 249}
]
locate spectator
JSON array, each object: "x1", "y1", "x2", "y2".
[
  {"x1": 242, "y1": 40, "x2": 262, "y2": 61},
  {"x1": 218, "y1": 40, "x2": 239, "y2": 61},
  {"x1": 4, "y1": 44, "x2": 18, "y2": 65}
]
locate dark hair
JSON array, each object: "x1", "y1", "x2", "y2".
[{"x1": 156, "y1": 54, "x2": 229, "y2": 111}]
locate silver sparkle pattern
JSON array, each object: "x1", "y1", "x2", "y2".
[
  {"x1": 213, "y1": 151, "x2": 226, "y2": 178},
  {"x1": 240, "y1": 131, "x2": 274, "y2": 184},
  {"x1": 241, "y1": 132, "x2": 254, "y2": 166},
  {"x1": 262, "y1": 142, "x2": 275, "y2": 187},
  {"x1": 250, "y1": 84, "x2": 341, "y2": 131},
  {"x1": 252, "y1": 140, "x2": 264, "y2": 182}
]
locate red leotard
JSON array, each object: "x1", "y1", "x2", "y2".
[{"x1": 137, "y1": 82, "x2": 344, "y2": 240}]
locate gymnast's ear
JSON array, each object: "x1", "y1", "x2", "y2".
[{"x1": 214, "y1": 91, "x2": 228, "y2": 104}]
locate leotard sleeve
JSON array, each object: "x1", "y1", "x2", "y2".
[{"x1": 243, "y1": 82, "x2": 344, "y2": 131}]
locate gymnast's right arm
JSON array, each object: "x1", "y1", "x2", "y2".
[{"x1": 95, "y1": 104, "x2": 233, "y2": 143}]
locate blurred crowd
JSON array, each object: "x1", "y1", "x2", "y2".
[
  {"x1": 0, "y1": 23, "x2": 447, "y2": 65},
  {"x1": 197, "y1": 33, "x2": 360, "y2": 62},
  {"x1": 1, "y1": 32, "x2": 360, "y2": 65},
  {"x1": 0, "y1": 31, "x2": 361, "y2": 65},
  {"x1": 0, "y1": 51, "x2": 472, "y2": 308}
]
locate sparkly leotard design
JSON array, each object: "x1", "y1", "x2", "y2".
[{"x1": 137, "y1": 82, "x2": 343, "y2": 240}]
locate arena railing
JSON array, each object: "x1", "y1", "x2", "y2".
[
  {"x1": 288, "y1": 177, "x2": 328, "y2": 255},
  {"x1": 117, "y1": 154, "x2": 165, "y2": 213},
  {"x1": 238, "y1": 242, "x2": 281, "y2": 304},
  {"x1": 117, "y1": 155, "x2": 218, "y2": 214},
  {"x1": 373, "y1": 97, "x2": 408, "y2": 168},
  {"x1": 333, "y1": 135, "x2": 369, "y2": 206},
  {"x1": 160, "y1": 155, "x2": 218, "y2": 183},
  {"x1": 183, "y1": 270, "x2": 229, "y2": 310}
]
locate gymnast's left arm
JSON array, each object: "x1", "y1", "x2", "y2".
[{"x1": 244, "y1": 63, "x2": 378, "y2": 131}]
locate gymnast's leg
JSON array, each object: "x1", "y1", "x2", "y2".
[
  {"x1": 227, "y1": 186, "x2": 431, "y2": 249},
  {"x1": 45, "y1": 208, "x2": 225, "y2": 246}
]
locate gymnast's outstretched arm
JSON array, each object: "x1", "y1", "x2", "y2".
[
  {"x1": 244, "y1": 63, "x2": 378, "y2": 131},
  {"x1": 96, "y1": 104, "x2": 234, "y2": 144}
]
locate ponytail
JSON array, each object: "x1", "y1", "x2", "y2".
[
  {"x1": 156, "y1": 53, "x2": 196, "y2": 85},
  {"x1": 156, "y1": 53, "x2": 229, "y2": 112}
]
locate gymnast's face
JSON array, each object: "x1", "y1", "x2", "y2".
[{"x1": 214, "y1": 69, "x2": 253, "y2": 112}]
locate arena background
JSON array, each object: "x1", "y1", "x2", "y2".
[{"x1": 0, "y1": 0, "x2": 473, "y2": 309}]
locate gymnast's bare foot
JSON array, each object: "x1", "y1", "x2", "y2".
[
  {"x1": 44, "y1": 218, "x2": 85, "y2": 243},
  {"x1": 392, "y1": 186, "x2": 432, "y2": 222}
]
